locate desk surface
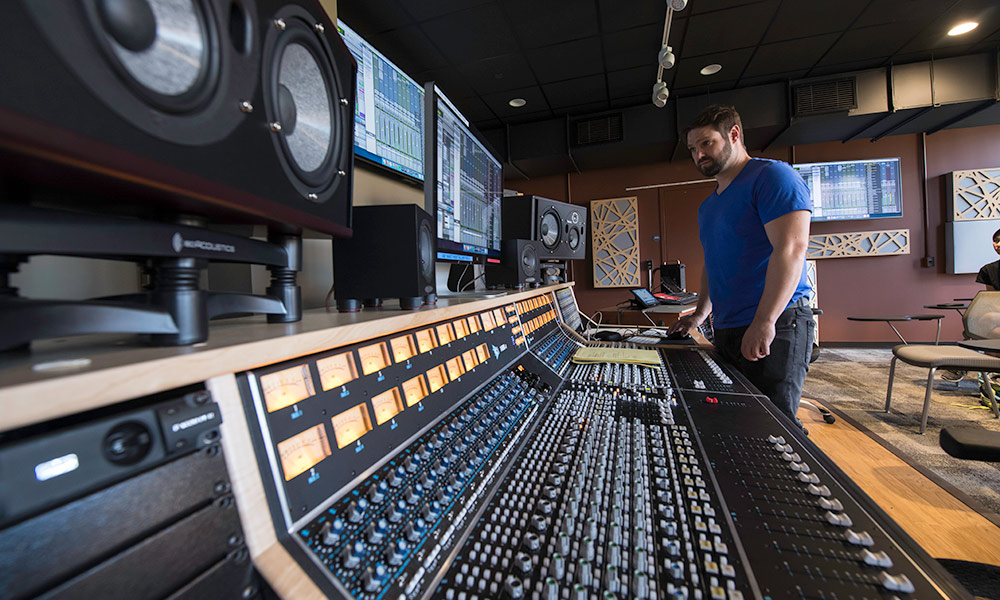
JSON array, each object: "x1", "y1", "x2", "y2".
[
  {"x1": 958, "y1": 339, "x2": 1000, "y2": 352},
  {"x1": 847, "y1": 314, "x2": 945, "y2": 321}
]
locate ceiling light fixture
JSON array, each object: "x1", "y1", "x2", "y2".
[
  {"x1": 700, "y1": 64, "x2": 722, "y2": 76},
  {"x1": 508, "y1": 98, "x2": 526, "y2": 108},
  {"x1": 947, "y1": 21, "x2": 978, "y2": 36},
  {"x1": 651, "y1": 0, "x2": 689, "y2": 107},
  {"x1": 658, "y1": 45, "x2": 676, "y2": 70},
  {"x1": 652, "y1": 81, "x2": 669, "y2": 108}
]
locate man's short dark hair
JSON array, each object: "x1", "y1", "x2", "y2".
[
  {"x1": 683, "y1": 104, "x2": 743, "y2": 144},
  {"x1": 993, "y1": 228, "x2": 1000, "y2": 243}
]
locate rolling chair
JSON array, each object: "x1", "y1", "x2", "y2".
[{"x1": 885, "y1": 291, "x2": 1000, "y2": 433}]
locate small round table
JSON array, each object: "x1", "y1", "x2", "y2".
[
  {"x1": 924, "y1": 302, "x2": 969, "y2": 318},
  {"x1": 847, "y1": 314, "x2": 944, "y2": 344}
]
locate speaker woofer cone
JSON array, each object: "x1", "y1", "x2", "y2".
[
  {"x1": 522, "y1": 244, "x2": 538, "y2": 277},
  {"x1": 89, "y1": 0, "x2": 218, "y2": 113},
  {"x1": 539, "y1": 210, "x2": 561, "y2": 250},
  {"x1": 263, "y1": 7, "x2": 346, "y2": 198},
  {"x1": 568, "y1": 227, "x2": 580, "y2": 250}
]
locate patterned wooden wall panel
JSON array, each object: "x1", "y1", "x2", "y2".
[
  {"x1": 950, "y1": 168, "x2": 1000, "y2": 221},
  {"x1": 807, "y1": 229, "x2": 910, "y2": 259},
  {"x1": 590, "y1": 196, "x2": 640, "y2": 288}
]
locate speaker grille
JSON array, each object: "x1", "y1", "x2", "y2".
[
  {"x1": 793, "y1": 78, "x2": 857, "y2": 116},
  {"x1": 539, "y1": 209, "x2": 561, "y2": 250},
  {"x1": 574, "y1": 114, "x2": 623, "y2": 146},
  {"x1": 521, "y1": 243, "x2": 538, "y2": 278}
]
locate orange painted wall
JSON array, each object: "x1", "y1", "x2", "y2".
[{"x1": 507, "y1": 125, "x2": 1000, "y2": 342}]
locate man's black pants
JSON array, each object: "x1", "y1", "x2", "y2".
[{"x1": 712, "y1": 299, "x2": 815, "y2": 423}]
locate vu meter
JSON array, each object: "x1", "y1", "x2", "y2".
[
  {"x1": 260, "y1": 365, "x2": 316, "y2": 412},
  {"x1": 401, "y1": 375, "x2": 429, "y2": 406},
  {"x1": 467, "y1": 315, "x2": 480, "y2": 333},
  {"x1": 445, "y1": 357, "x2": 465, "y2": 381},
  {"x1": 390, "y1": 335, "x2": 417, "y2": 362},
  {"x1": 358, "y1": 343, "x2": 391, "y2": 376},
  {"x1": 462, "y1": 350, "x2": 478, "y2": 372},
  {"x1": 277, "y1": 424, "x2": 332, "y2": 480},
  {"x1": 371, "y1": 388, "x2": 404, "y2": 425},
  {"x1": 480, "y1": 311, "x2": 495, "y2": 331},
  {"x1": 453, "y1": 319, "x2": 469, "y2": 339},
  {"x1": 476, "y1": 343, "x2": 489, "y2": 363},
  {"x1": 415, "y1": 329, "x2": 437, "y2": 353},
  {"x1": 426, "y1": 365, "x2": 448, "y2": 392},
  {"x1": 316, "y1": 352, "x2": 358, "y2": 391},
  {"x1": 436, "y1": 323, "x2": 455, "y2": 345},
  {"x1": 331, "y1": 403, "x2": 373, "y2": 449}
]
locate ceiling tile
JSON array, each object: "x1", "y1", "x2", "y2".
[
  {"x1": 400, "y1": 0, "x2": 493, "y2": 22},
  {"x1": 763, "y1": 0, "x2": 869, "y2": 43},
  {"x1": 458, "y1": 54, "x2": 538, "y2": 95},
  {"x1": 682, "y1": 0, "x2": 780, "y2": 57},
  {"x1": 689, "y1": 0, "x2": 767, "y2": 14},
  {"x1": 818, "y1": 22, "x2": 925, "y2": 65},
  {"x1": 611, "y1": 93, "x2": 651, "y2": 109},
  {"x1": 413, "y1": 67, "x2": 477, "y2": 99},
  {"x1": 419, "y1": 5, "x2": 519, "y2": 63},
  {"x1": 854, "y1": 0, "x2": 952, "y2": 27},
  {"x1": 673, "y1": 48, "x2": 754, "y2": 89},
  {"x1": 450, "y1": 96, "x2": 497, "y2": 123},
  {"x1": 608, "y1": 66, "x2": 658, "y2": 100},
  {"x1": 603, "y1": 23, "x2": 662, "y2": 71},
  {"x1": 505, "y1": 0, "x2": 601, "y2": 48},
  {"x1": 527, "y1": 38, "x2": 605, "y2": 84},
  {"x1": 370, "y1": 26, "x2": 449, "y2": 74},
  {"x1": 481, "y1": 85, "x2": 551, "y2": 117},
  {"x1": 597, "y1": 0, "x2": 664, "y2": 33},
  {"x1": 542, "y1": 75, "x2": 607, "y2": 109},
  {"x1": 742, "y1": 34, "x2": 839, "y2": 79},
  {"x1": 805, "y1": 58, "x2": 887, "y2": 79},
  {"x1": 737, "y1": 69, "x2": 809, "y2": 89},
  {"x1": 337, "y1": 0, "x2": 414, "y2": 34},
  {"x1": 505, "y1": 109, "x2": 556, "y2": 125},
  {"x1": 555, "y1": 100, "x2": 612, "y2": 117}
]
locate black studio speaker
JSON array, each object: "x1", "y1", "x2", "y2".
[
  {"x1": 660, "y1": 263, "x2": 687, "y2": 292},
  {"x1": 501, "y1": 195, "x2": 587, "y2": 260},
  {"x1": 485, "y1": 239, "x2": 540, "y2": 288},
  {"x1": 332, "y1": 204, "x2": 436, "y2": 311},
  {"x1": 0, "y1": 0, "x2": 356, "y2": 236}
]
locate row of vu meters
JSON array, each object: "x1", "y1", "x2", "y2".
[{"x1": 238, "y1": 289, "x2": 969, "y2": 600}]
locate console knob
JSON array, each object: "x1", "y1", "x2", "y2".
[
  {"x1": 362, "y1": 563, "x2": 388, "y2": 592},
  {"x1": 321, "y1": 518, "x2": 344, "y2": 546},
  {"x1": 367, "y1": 518, "x2": 388, "y2": 543},
  {"x1": 347, "y1": 498, "x2": 368, "y2": 523},
  {"x1": 368, "y1": 481, "x2": 388, "y2": 504},
  {"x1": 504, "y1": 575, "x2": 525, "y2": 599},
  {"x1": 550, "y1": 553, "x2": 566, "y2": 579},
  {"x1": 386, "y1": 538, "x2": 408, "y2": 566},
  {"x1": 387, "y1": 499, "x2": 406, "y2": 523},
  {"x1": 341, "y1": 541, "x2": 364, "y2": 569}
]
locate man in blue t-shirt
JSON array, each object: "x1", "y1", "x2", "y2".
[{"x1": 669, "y1": 105, "x2": 814, "y2": 425}]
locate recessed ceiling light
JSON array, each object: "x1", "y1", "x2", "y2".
[
  {"x1": 948, "y1": 21, "x2": 978, "y2": 36},
  {"x1": 508, "y1": 98, "x2": 527, "y2": 108},
  {"x1": 700, "y1": 64, "x2": 722, "y2": 76}
]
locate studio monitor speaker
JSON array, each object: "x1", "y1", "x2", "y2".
[
  {"x1": 501, "y1": 195, "x2": 587, "y2": 260},
  {"x1": 0, "y1": 0, "x2": 356, "y2": 236},
  {"x1": 485, "y1": 239, "x2": 540, "y2": 288},
  {"x1": 332, "y1": 204, "x2": 436, "y2": 311}
]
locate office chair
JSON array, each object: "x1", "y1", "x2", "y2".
[{"x1": 885, "y1": 291, "x2": 1000, "y2": 433}]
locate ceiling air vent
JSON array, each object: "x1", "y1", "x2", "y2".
[
  {"x1": 792, "y1": 78, "x2": 857, "y2": 116},
  {"x1": 574, "y1": 114, "x2": 623, "y2": 146}
]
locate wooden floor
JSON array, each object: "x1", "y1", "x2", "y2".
[{"x1": 800, "y1": 399, "x2": 1000, "y2": 567}]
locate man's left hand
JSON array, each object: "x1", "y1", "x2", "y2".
[{"x1": 741, "y1": 320, "x2": 775, "y2": 361}]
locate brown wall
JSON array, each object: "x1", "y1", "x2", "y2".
[{"x1": 508, "y1": 124, "x2": 1000, "y2": 342}]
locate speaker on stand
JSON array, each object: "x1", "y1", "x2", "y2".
[
  {"x1": 501, "y1": 195, "x2": 587, "y2": 260},
  {"x1": 332, "y1": 204, "x2": 437, "y2": 311},
  {"x1": 485, "y1": 240, "x2": 540, "y2": 289},
  {"x1": 0, "y1": 0, "x2": 359, "y2": 349}
]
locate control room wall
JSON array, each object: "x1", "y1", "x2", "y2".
[{"x1": 508, "y1": 124, "x2": 1000, "y2": 343}]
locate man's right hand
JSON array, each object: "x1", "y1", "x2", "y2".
[{"x1": 669, "y1": 312, "x2": 706, "y2": 336}]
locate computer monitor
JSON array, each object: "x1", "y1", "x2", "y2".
[
  {"x1": 792, "y1": 157, "x2": 902, "y2": 223},
  {"x1": 424, "y1": 83, "x2": 503, "y2": 264},
  {"x1": 337, "y1": 20, "x2": 423, "y2": 181}
]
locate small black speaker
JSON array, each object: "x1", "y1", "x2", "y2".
[
  {"x1": 0, "y1": 0, "x2": 356, "y2": 236},
  {"x1": 485, "y1": 239, "x2": 540, "y2": 288},
  {"x1": 660, "y1": 263, "x2": 686, "y2": 292},
  {"x1": 501, "y1": 195, "x2": 587, "y2": 260},
  {"x1": 333, "y1": 204, "x2": 436, "y2": 310}
]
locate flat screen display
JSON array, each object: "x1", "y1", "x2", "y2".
[
  {"x1": 792, "y1": 158, "x2": 902, "y2": 223},
  {"x1": 337, "y1": 20, "x2": 423, "y2": 181},
  {"x1": 426, "y1": 84, "x2": 502, "y2": 263}
]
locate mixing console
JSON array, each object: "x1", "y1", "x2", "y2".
[{"x1": 235, "y1": 291, "x2": 969, "y2": 600}]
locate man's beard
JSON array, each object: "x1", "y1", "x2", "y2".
[{"x1": 695, "y1": 139, "x2": 732, "y2": 177}]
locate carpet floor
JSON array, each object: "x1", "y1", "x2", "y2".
[{"x1": 802, "y1": 347, "x2": 1000, "y2": 522}]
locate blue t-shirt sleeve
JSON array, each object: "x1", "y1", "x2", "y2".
[{"x1": 753, "y1": 161, "x2": 812, "y2": 224}]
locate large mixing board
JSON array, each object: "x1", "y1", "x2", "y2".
[{"x1": 233, "y1": 288, "x2": 970, "y2": 600}]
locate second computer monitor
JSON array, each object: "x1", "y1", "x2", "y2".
[{"x1": 424, "y1": 83, "x2": 503, "y2": 265}]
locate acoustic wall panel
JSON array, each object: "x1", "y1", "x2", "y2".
[
  {"x1": 948, "y1": 168, "x2": 1000, "y2": 221},
  {"x1": 590, "y1": 197, "x2": 640, "y2": 288},
  {"x1": 807, "y1": 230, "x2": 909, "y2": 259},
  {"x1": 945, "y1": 219, "x2": 1000, "y2": 274}
]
